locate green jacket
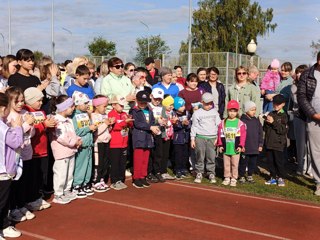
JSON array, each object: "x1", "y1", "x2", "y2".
[
  {"x1": 225, "y1": 82, "x2": 261, "y2": 117},
  {"x1": 71, "y1": 109, "x2": 93, "y2": 148}
]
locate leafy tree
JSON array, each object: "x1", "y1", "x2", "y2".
[
  {"x1": 134, "y1": 35, "x2": 171, "y2": 64},
  {"x1": 87, "y1": 36, "x2": 116, "y2": 57},
  {"x1": 180, "y1": 0, "x2": 277, "y2": 54},
  {"x1": 33, "y1": 50, "x2": 45, "y2": 62},
  {"x1": 310, "y1": 40, "x2": 320, "y2": 57}
]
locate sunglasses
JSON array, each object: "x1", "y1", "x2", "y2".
[
  {"x1": 237, "y1": 72, "x2": 247, "y2": 76},
  {"x1": 129, "y1": 69, "x2": 135, "y2": 72},
  {"x1": 113, "y1": 64, "x2": 124, "y2": 69}
]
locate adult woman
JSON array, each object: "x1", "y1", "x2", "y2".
[
  {"x1": 0, "y1": 55, "x2": 18, "y2": 90},
  {"x1": 225, "y1": 66, "x2": 261, "y2": 116},
  {"x1": 171, "y1": 69, "x2": 184, "y2": 91},
  {"x1": 199, "y1": 67, "x2": 226, "y2": 118},
  {"x1": 94, "y1": 60, "x2": 109, "y2": 94},
  {"x1": 100, "y1": 57, "x2": 135, "y2": 112},
  {"x1": 63, "y1": 56, "x2": 88, "y2": 90},
  {"x1": 197, "y1": 67, "x2": 207, "y2": 83},
  {"x1": 152, "y1": 67, "x2": 179, "y2": 98},
  {"x1": 124, "y1": 62, "x2": 136, "y2": 80}
]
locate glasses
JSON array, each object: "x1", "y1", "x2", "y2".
[
  {"x1": 113, "y1": 64, "x2": 124, "y2": 69},
  {"x1": 237, "y1": 72, "x2": 247, "y2": 76},
  {"x1": 129, "y1": 69, "x2": 135, "y2": 72}
]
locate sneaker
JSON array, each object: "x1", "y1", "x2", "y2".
[
  {"x1": 208, "y1": 174, "x2": 216, "y2": 184},
  {"x1": 8, "y1": 209, "x2": 27, "y2": 222},
  {"x1": 2, "y1": 226, "x2": 21, "y2": 238},
  {"x1": 161, "y1": 173, "x2": 176, "y2": 180},
  {"x1": 19, "y1": 207, "x2": 35, "y2": 220},
  {"x1": 93, "y1": 182, "x2": 109, "y2": 193},
  {"x1": 0, "y1": 235, "x2": 5, "y2": 240},
  {"x1": 277, "y1": 178, "x2": 285, "y2": 187},
  {"x1": 182, "y1": 169, "x2": 191, "y2": 178},
  {"x1": 132, "y1": 179, "x2": 144, "y2": 188},
  {"x1": 247, "y1": 176, "x2": 255, "y2": 183},
  {"x1": 125, "y1": 169, "x2": 132, "y2": 177},
  {"x1": 175, "y1": 171, "x2": 183, "y2": 180},
  {"x1": 25, "y1": 199, "x2": 42, "y2": 212},
  {"x1": 119, "y1": 181, "x2": 128, "y2": 189},
  {"x1": 83, "y1": 185, "x2": 94, "y2": 196},
  {"x1": 239, "y1": 177, "x2": 246, "y2": 184},
  {"x1": 39, "y1": 199, "x2": 51, "y2": 210},
  {"x1": 155, "y1": 173, "x2": 165, "y2": 183},
  {"x1": 222, "y1": 177, "x2": 231, "y2": 186},
  {"x1": 147, "y1": 173, "x2": 159, "y2": 183},
  {"x1": 265, "y1": 178, "x2": 277, "y2": 185},
  {"x1": 52, "y1": 195, "x2": 71, "y2": 205},
  {"x1": 64, "y1": 190, "x2": 78, "y2": 201},
  {"x1": 111, "y1": 181, "x2": 125, "y2": 190},
  {"x1": 230, "y1": 178, "x2": 237, "y2": 187},
  {"x1": 73, "y1": 186, "x2": 87, "y2": 199},
  {"x1": 194, "y1": 173, "x2": 202, "y2": 183},
  {"x1": 314, "y1": 185, "x2": 320, "y2": 196},
  {"x1": 141, "y1": 178, "x2": 151, "y2": 188}
]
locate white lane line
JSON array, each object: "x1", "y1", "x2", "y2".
[
  {"x1": 165, "y1": 181, "x2": 320, "y2": 210},
  {"x1": 20, "y1": 230, "x2": 56, "y2": 240},
  {"x1": 88, "y1": 197, "x2": 291, "y2": 240}
]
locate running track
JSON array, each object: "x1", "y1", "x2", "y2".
[{"x1": 16, "y1": 181, "x2": 320, "y2": 240}]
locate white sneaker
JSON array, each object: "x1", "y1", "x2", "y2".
[
  {"x1": 194, "y1": 173, "x2": 202, "y2": 183},
  {"x1": 25, "y1": 199, "x2": 42, "y2": 211},
  {"x1": 125, "y1": 170, "x2": 132, "y2": 177},
  {"x1": 52, "y1": 195, "x2": 71, "y2": 205},
  {"x1": 119, "y1": 181, "x2": 128, "y2": 189},
  {"x1": 3, "y1": 226, "x2": 21, "y2": 238},
  {"x1": 222, "y1": 177, "x2": 231, "y2": 186},
  {"x1": 64, "y1": 191, "x2": 78, "y2": 201},
  {"x1": 0, "y1": 235, "x2": 5, "y2": 240},
  {"x1": 230, "y1": 178, "x2": 237, "y2": 187},
  {"x1": 208, "y1": 174, "x2": 216, "y2": 184},
  {"x1": 39, "y1": 199, "x2": 51, "y2": 210},
  {"x1": 19, "y1": 207, "x2": 35, "y2": 220},
  {"x1": 8, "y1": 209, "x2": 27, "y2": 222},
  {"x1": 161, "y1": 173, "x2": 176, "y2": 180}
]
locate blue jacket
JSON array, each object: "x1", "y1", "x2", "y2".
[
  {"x1": 130, "y1": 106, "x2": 156, "y2": 149},
  {"x1": 172, "y1": 110, "x2": 191, "y2": 144},
  {"x1": 67, "y1": 83, "x2": 95, "y2": 99},
  {"x1": 152, "y1": 82, "x2": 179, "y2": 98}
]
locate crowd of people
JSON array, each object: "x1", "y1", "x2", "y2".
[{"x1": 0, "y1": 48, "x2": 319, "y2": 239}]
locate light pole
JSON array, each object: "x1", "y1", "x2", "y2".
[
  {"x1": 51, "y1": 0, "x2": 55, "y2": 61},
  {"x1": 8, "y1": 0, "x2": 12, "y2": 54},
  {"x1": 187, "y1": 0, "x2": 192, "y2": 74},
  {"x1": 139, "y1": 21, "x2": 150, "y2": 57},
  {"x1": 0, "y1": 33, "x2": 5, "y2": 55},
  {"x1": 247, "y1": 39, "x2": 257, "y2": 66},
  {"x1": 62, "y1": 27, "x2": 73, "y2": 59}
]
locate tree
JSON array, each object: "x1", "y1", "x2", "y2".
[
  {"x1": 134, "y1": 35, "x2": 171, "y2": 64},
  {"x1": 180, "y1": 0, "x2": 277, "y2": 54},
  {"x1": 33, "y1": 50, "x2": 45, "y2": 62},
  {"x1": 310, "y1": 40, "x2": 320, "y2": 57},
  {"x1": 87, "y1": 36, "x2": 116, "y2": 57}
]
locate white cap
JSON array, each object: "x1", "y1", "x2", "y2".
[{"x1": 151, "y1": 88, "x2": 164, "y2": 99}]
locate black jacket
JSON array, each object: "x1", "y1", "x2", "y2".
[
  {"x1": 172, "y1": 110, "x2": 191, "y2": 145},
  {"x1": 240, "y1": 114, "x2": 263, "y2": 155},
  {"x1": 146, "y1": 68, "x2": 161, "y2": 86},
  {"x1": 297, "y1": 63, "x2": 318, "y2": 120},
  {"x1": 130, "y1": 106, "x2": 155, "y2": 149},
  {"x1": 263, "y1": 111, "x2": 288, "y2": 151},
  {"x1": 198, "y1": 81, "x2": 226, "y2": 119}
]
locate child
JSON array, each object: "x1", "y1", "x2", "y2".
[
  {"x1": 131, "y1": 90, "x2": 160, "y2": 188},
  {"x1": 239, "y1": 101, "x2": 263, "y2": 183},
  {"x1": 0, "y1": 92, "x2": 24, "y2": 239},
  {"x1": 191, "y1": 93, "x2": 221, "y2": 184},
  {"x1": 160, "y1": 95, "x2": 176, "y2": 180},
  {"x1": 71, "y1": 91, "x2": 97, "y2": 198},
  {"x1": 147, "y1": 88, "x2": 166, "y2": 183},
  {"x1": 217, "y1": 100, "x2": 246, "y2": 187},
  {"x1": 6, "y1": 87, "x2": 36, "y2": 222},
  {"x1": 260, "y1": 59, "x2": 281, "y2": 113},
  {"x1": 264, "y1": 94, "x2": 288, "y2": 187},
  {"x1": 23, "y1": 87, "x2": 56, "y2": 211},
  {"x1": 51, "y1": 96, "x2": 82, "y2": 204},
  {"x1": 172, "y1": 97, "x2": 191, "y2": 179},
  {"x1": 66, "y1": 65, "x2": 95, "y2": 99},
  {"x1": 108, "y1": 95, "x2": 134, "y2": 190},
  {"x1": 91, "y1": 95, "x2": 113, "y2": 192}
]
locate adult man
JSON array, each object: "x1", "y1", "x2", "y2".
[
  {"x1": 145, "y1": 57, "x2": 160, "y2": 86},
  {"x1": 297, "y1": 52, "x2": 320, "y2": 195}
]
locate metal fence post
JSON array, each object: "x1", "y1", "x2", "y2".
[{"x1": 226, "y1": 52, "x2": 229, "y2": 93}]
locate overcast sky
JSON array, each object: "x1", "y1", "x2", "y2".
[{"x1": 0, "y1": 0, "x2": 319, "y2": 65}]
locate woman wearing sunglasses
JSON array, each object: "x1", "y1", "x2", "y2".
[
  {"x1": 124, "y1": 62, "x2": 136, "y2": 80},
  {"x1": 225, "y1": 66, "x2": 261, "y2": 117},
  {"x1": 101, "y1": 57, "x2": 135, "y2": 113}
]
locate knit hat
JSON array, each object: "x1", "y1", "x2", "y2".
[
  {"x1": 202, "y1": 92, "x2": 214, "y2": 103},
  {"x1": 24, "y1": 87, "x2": 44, "y2": 105},
  {"x1": 162, "y1": 95, "x2": 174, "y2": 107},
  {"x1": 72, "y1": 91, "x2": 90, "y2": 106},
  {"x1": 174, "y1": 97, "x2": 185, "y2": 110},
  {"x1": 270, "y1": 59, "x2": 280, "y2": 69},
  {"x1": 109, "y1": 95, "x2": 127, "y2": 106},
  {"x1": 159, "y1": 67, "x2": 172, "y2": 77},
  {"x1": 273, "y1": 94, "x2": 286, "y2": 105},
  {"x1": 227, "y1": 100, "x2": 240, "y2": 110},
  {"x1": 151, "y1": 88, "x2": 164, "y2": 99},
  {"x1": 243, "y1": 101, "x2": 256, "y2": 112}
]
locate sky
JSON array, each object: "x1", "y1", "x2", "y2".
[{"x1": 0, "y1": 0, "x2": 319, "y2": 65}]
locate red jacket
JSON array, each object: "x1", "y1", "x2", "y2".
[
  {"x1": 108, "y1": 109, "x2": 132, "y2": 148},
  {"x1": 24, "y1": 105, "x2": 48, "y2": 158}
]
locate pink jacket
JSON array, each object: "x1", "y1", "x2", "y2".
[
  {"x1": 6, "y1": 110, "x2": 35, "y2": 161},
  {"x1": 91, "y1": 112, "x2": 111, "y2": 144},
  {"x1": 216, "y1": 119, "x2": 246, "y2": 150},
  {"x1": 260, "y1": 70, "x2": 281, "y2": 91},
  {"x1": 51, "y1": 114, "x2": 81, "y2": 160}
]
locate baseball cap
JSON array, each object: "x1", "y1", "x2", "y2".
[
  {"x1": 151, "y1": 88, "x2": 164, "y2": 99},
  {"x1": 136, "y1": 90, "x2": 151, "y2": 103},
  {"x1": 109, "y1": 95, "x2": 127, "y2": 106},
  {"x1": 227, "y1": 100, "x2": 240, "y2": 110},
  {"x1": 72, "y1": 91, "x2": 90, "y2": 106},
  {"x1": 202, "y1": 92, "x2": 215, "y2": 103},
  {"x1": 273, "y1": 94, "x2": 286, "y2": 105}
]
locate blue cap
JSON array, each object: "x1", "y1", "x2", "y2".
[{"x1": 174, "y1": 97, "x2": 185, "y2": 110}]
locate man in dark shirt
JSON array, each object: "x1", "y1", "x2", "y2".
[{"x1": 145, "y1": 57, "x2": 160, "y2": 86}]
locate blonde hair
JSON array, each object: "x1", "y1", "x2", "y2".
[
  {"x1": 99, "y1": 61, "x2": 109, "y2": 77},
  {"x1": 2, "y1": 55, "x2": 16, "y2": 79},
  {"x1": 68, "y1": 56, "x2": 88, "y2": 76}
]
